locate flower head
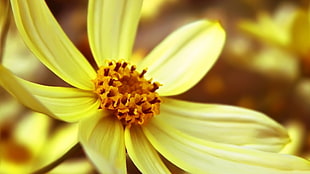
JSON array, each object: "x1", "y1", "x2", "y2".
[
  {"x1": 242, "y1": 5, "x2": 310, "y2": 58},
  {"x1": 1, "y1": 0, "x2": 310, "y2": 173},
  {"x1": 93, "y1": 61, "x2": 162, "y2": 127}
]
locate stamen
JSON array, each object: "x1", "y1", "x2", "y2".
[
  {"x1": 93, "y1": 61, "x2": 162, "y2": 128},
  {"x1": 139, "y1": 69, "x2": 147, "y2": 78}
]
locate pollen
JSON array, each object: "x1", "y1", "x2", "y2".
[{"x1": 93, "y1": 61, "x2": 162, "y2": 127}]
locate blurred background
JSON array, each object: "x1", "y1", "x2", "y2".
[{"x1": 1, "y1": 0, "x2": 310, "y2": 173}]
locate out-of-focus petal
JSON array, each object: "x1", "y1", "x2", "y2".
[
  {"x1": 158, "y1": 98, "x2": 289, "y2": 152},
  {"x1": 138, "y1": 20, "x2": 225, "y2": 96},
  {"x1": 10, "y1": 0, "x2": 96, "y2": 90},
  {"x1": 144, "y1": 118, "x2": 310, "y2": 174},
  {"x1": 88, "y1": 0, "x2": 142, "y2": 66},
  {"x1": 238, "y1": 12, "x2": 291, "y2": 47},
  {"x1": 290, "y1": 9, "x2": 310, "y2": 57},
  {"x1": 0, "y1": 65, "x2": 99, "y2": 122},
  {"x1": 14, "y1": 112, "x2": 51, "y2": 159},
  {"x1": 125, "y1": 126, "x2": 170, "y2": 174},
  {"x1": 280, "y1": 120, "x2": 304, "y2": 155},
  {"x1": 35, "y1": 124, "x2": 79, "y2": 170},
  {"x1": 49, "y1": 159, "x2": 94, "y2": 174},
  {"x1": 79, "y1": 113, "x2": 126, "y2": 174},
  {"x1": 0, "y1": 112, "x2": 51, "y2": 173}
]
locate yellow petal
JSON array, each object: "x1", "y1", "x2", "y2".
[
  {"x1": 290, "y1": 9, "x2": 310, "y2": 56},
  {"x1": 10, "y1": 0, "x2": 96, "y2": 90},
  {"x1": 159, "y1": 98, "x2": 289, "y2": 152},
  {"x1": 143, "y1": 118, "x2": 310, "y2": 174},
  {"x1": 14, "y1": 112, "x2": 51, "y2": 159},
  {"x1": 88, "y1": 0, "x2": 142, "y2": 66},
  {"x1": 238, "y1": 12, "x2": 292, "y2": 47},
  {"x1": 79, "y1": 113, "x2": 126, "y2": 174},
  {"x1": 49, "y1": 159, "x2": 94, "y2": 174},
  {"x1": 124, "y1": 126, "x2": 170, "y2": 174},
  {"x1": 138, "y1": 20, "x2": 225, "y2": 96},
  {"x1": 280, "y1": 120, "x2": 304, "y2": 155},
  {"x1": 35, "y1": 123, "x2": 79, "y2": 170},
  {"x1": 0, "y1": 65, "x2": 99, "y2": 122}
]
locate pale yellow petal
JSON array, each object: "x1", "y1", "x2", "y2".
[
  {"x1": 159, "y1": 98, "x2": 289, "y2": 152},
  {"x1": 88, "y1": 0, "x2": 142, "y2": 66},
  {"x1": 0, "y1": 65, "x2": 99, "y2": 122},
  {"x1": 10, "y1": 0, "x2": 96, "y2": 90},
  {"x1": 143, "y1": 118, "x2": 310, "y2": 174},
  {"x1": 138, "y1": 20, "x2": 225, "y2": 96},
  {"x1": 49, "y1": 159, "x2": 94, "y2": 174},
  {"x1": 125, "y1": 126, "x2": 170, "y2": 174},
  {"x1": 0, "y1": 65, "x2": 52, "y2": 115},
  {"x1": 79, "y1": 113, "x2": 126, "y2": 174},
  {"x1": 35, "y1": 124, "x2": 79, "y2": 170}
]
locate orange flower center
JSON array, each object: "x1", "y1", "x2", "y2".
[{"x1": 93, "y1": 61, "x2": 162, "y2": 127}]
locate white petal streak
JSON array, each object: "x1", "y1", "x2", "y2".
[
  {"x1": 158, "y1": 98, "x2": 289, "y2": 152},
  {"x1": 10, "y1": 0, "x2": 96, "y2": 90},
  {"x1": 143, "y1": 118, "x2": 310, "y2": 174},
  {"x1": 125, "y1": 126, "x2": 170, "y2": 174},
  {"x1": 88, "y1": 0, "x2": 142, "y2": 66},
  {"x1": 79, "y1": 114, "x2": 126, "y2": 174},
  {"x1": 139, "y1": 20, "x2": 225, "y2": 96}
]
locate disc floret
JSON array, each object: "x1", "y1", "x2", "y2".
[{"x1": 93, "y1": 61, "x2": 162, "y2": 127}]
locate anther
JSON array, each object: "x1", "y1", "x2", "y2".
[
  {"x1": 122, "y1": 62, "x2": 128, "y2": 68},
  {"x1": 114, "y1": 62, "x2": 122, "y2": 71},
  {"x1": 139, "y1": 69, "x2": 147, "y2": 78},
  {"x1": 130, "y1": 65, "x2": 136, "y2": 72},
  {"x1": 108, "y1": 79, "x2": 114, "y2": 86},
  {"x1": 151, "y1": 83, "x2": 160, "y2": 92},
  {"x1": 104, "y1": 69, "x2": 110, "y2": 76}
]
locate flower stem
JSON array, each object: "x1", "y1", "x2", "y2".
[
  {"x1": 0, "y1": 0, "x2": 10, "y2": 62},
  {"x1": 31, "y1": 143, "x2": 82, "y2": 174}
]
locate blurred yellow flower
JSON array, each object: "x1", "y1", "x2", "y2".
[
  {"x1": 239, "y1": 5, "x2": 297, "y2": 48},
  {"x1": 0, "y1": 106, "x2": 92, "y2": 173},
  {"x1": 228, "y1": 3, "x2": 310, "y2": 82},
  {"x1": 237, "y1": 4, "x2": 310, "y2": 105},
  {"x1": 238, "y1": 4, "x2": 310, "y2": 77},
  {"x1": 1, "y1": 0, "x2": 310, "y2": 173}
]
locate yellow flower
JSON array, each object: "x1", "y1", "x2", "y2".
[
  {"x1": 0, "y1": 101, "x2": 93, "y2": 173},
  {"x1": 237, "y1": 4, "x2": 310, "y2": 103},
  {"x1": 239, "y1": 4, "x2": 310, "y2": 62},
  {"x1": 1, "y1": 0, "x2": 310, "y2": 173},
  {"x1": 238, "y1": 4, "x2": 298, "y2": 49}
]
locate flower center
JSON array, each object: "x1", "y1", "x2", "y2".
[{"x1": 93, "y1": 61, "x2": 162, "y2": 127}]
